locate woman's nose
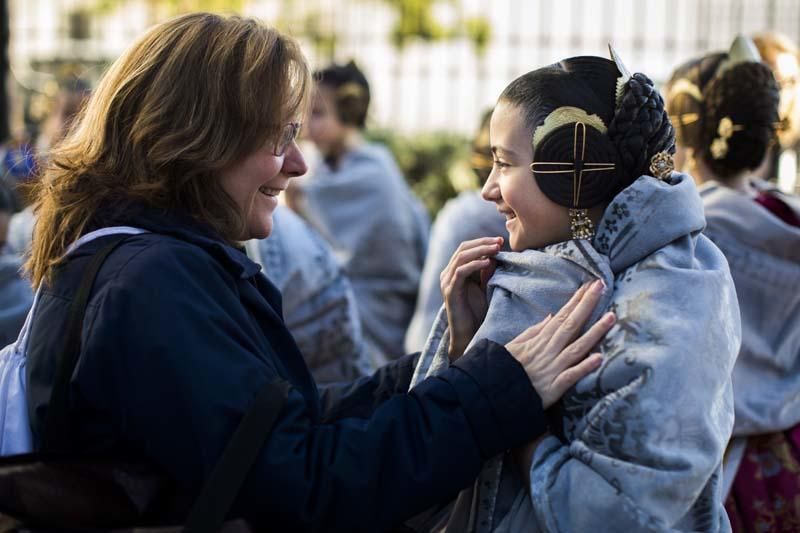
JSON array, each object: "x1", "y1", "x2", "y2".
[{"x1": 282, "y1": 141, "x2": 308, "y2": 178}]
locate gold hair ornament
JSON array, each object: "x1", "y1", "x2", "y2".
[
  {"x1": 649, "y1": 152, "x2": 674, "y2": 180},
  {"x1": 337, "y1": 82, "x2": 366, "y2": 100},
  {"x1": 710, "y1": 116, "x2": 745, "y2": 159},
  {"x1": 530, "y1": 122, "x2": 616, "y2": 240},
  {"x1": 669, "y1": 112, "x2": 700, "y2": 127},
  {"x1": 667, "y1": 79, "x2": 704, "y2": 103},
  {"x1": 532, "y1": 107, "x2": 607, "y2": 149}
]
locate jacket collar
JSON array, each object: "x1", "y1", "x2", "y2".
[{"x1": 90, "y1": 202, "x2": 262, "y2": 280}]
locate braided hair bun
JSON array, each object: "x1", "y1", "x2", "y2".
[
  {"x1": 607, "y1": 73, "x2": 676, "y2": 185},
  {"x1": 701, "y1": 62, "x2": 779, "y2": 178},
  {"x1": 499, "y1": 56, "x2": 675, "y2": 209}
]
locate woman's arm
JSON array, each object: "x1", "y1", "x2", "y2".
[
  {"x1": 317, "y1": 352, "x2": 419, "y2": 422},
  {"x1": 79, "y1": 240, "x2": 610, "y2": 531},
  {"x1": 75, "y1": 240, "x2": 547, "y2": 531}
]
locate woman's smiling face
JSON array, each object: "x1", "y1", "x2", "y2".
[
  {"x1": 219, "y1": 134, "x2": 307, "y2": 240},
  {"x1": 481, "y1": 100, "x2": 571, "y2": 251}
]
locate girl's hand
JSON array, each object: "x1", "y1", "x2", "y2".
[{"x1": 440, "y1": 236, "x2": 503, "y2": 360}]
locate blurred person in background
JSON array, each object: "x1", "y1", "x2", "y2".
[
  {"x1": 245, "y1": 205, "x2": 372, "y2": 383},
  {"x1": 666, "y1": 35, "x2": 800, "y2": 532},
  {"x1": 289, "y1": 61, "x2": 429, "y2": 366},
  {"x1": 35, "y1": 77, "x2": 91, "y2": 155},
  {"x1": 13, "y1": 13, "x2": 613, "y2": 530},
  {"x1": 0, "y1": 180, "x2": 32, "y2": 346},
  {"x1": 0, "y1": 136, "x2": 36, "y2": 213},
  {"x1": 753, "y1": 32, "x2": 800, "y2": 194},
  {"x1": 404, "y1": 108, "x2": 508, "y2": 353},
  {"x1": 6, "y1": 78, "x2": 90, "y2": 256}
]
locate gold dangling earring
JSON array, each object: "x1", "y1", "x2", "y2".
[{"x1": 569, "y1": 208, "x2": 595, "y2": 240}]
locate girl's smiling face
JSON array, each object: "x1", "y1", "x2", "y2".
[{"x1": 481, "y1": 100, "x2": 571, "y2": 251}]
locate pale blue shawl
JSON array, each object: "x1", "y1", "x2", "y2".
[
  {"x1": 299, "y1": 143, "x2": 429, "y2": 365},
  {"x1": 411, "y1": 173, "x2": 740, "y2": 532}
]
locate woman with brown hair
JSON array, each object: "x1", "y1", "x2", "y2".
[{"x1": 9, "y1": 12, "x2": 611, "y2": 530}]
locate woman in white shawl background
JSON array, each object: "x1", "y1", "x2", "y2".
[
  {"x1": 412, "y1": 50, "x2": 741, "y2": 532},
  {"x1": 290, "y1": 61, "x2": 429, "y2": 367},
  {"x1": 666, "y1": 36, "x2": 800, "y2": 532}
]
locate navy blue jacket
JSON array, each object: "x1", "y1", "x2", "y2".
[{"x1": 25, "y1": 205, "x2": 547, "y2": 532}]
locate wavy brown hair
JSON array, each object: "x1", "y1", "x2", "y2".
[{"x1": 27, "y1": 12, "x2": 311, "y2": 288}]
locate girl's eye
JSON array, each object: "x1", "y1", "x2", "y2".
[{"x1": 493, "y1": 160, "x2": 509, "y2": 168}]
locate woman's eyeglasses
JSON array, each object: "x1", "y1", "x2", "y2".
[{"x1": 273, "y1": 122, "x2": 302, "y2": 156}]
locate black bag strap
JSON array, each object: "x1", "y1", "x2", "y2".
[
  {"x1": 37, "y1": 231, "x2": 292, "y2": 532},
  {"x1": 182, "y1": 379, "x2": 290, "y2": 533},
  {"x1": 41, "y1": 234, "x2": 132, "y2": 452}
]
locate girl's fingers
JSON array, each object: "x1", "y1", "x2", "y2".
[
  {"x1": 451, "y1": 259, "x2": 492, "y2": 288},
  {"x1": 441, "y1": 239, "x2": 502, "y2": 287},
  {"x1": 454, "y1": 236, "x2": 504, "y2": 254}
]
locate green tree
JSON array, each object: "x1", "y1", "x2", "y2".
[{"x1": 380, "y1": 0, "x2": 491, "y2": 54}]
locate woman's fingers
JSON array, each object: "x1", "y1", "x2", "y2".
[
  {"x1": 536, "y1": 282, "x2": 590, "y2": 338},
  {"x1": 557, "y1": 311, "x2": 616, "y2": 370},
  {"x1": 509, "y1": 314, "x2": 553, "y2": 345},
  {"x1": 551, "y1": 353, "x2": 604, "y2": 396},
  {"x1": 545, "y1": 279, "x2": 606, "y2": 352}
]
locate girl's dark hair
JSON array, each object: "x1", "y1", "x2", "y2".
[
  {"x1": 666, "y1": 53, "x2": 780, "y2": 180},
  {"x1": 499, "y1": 56, "x2": 675, "y2": 209},
  {"x1": 315, "y1": 60, "x2": 370, "y2": 128},
  {"x1": 702, "y1": 63, "x2": 779, "y2": 178}
]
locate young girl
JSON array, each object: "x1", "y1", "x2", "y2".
[
  {"x1": 413, "y1": 51, "x2": 741, "y2": 531},
  {"x1": 291, "y1": 61, "x2": 429, "y2": 365},
  {"x1": 666, "y1": 36, "x2": 800, "y2": 532}
]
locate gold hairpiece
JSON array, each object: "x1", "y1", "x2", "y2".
[
  {"x1": 649, "y1": 152, "x2": 674, "y2": 180},
  {"x1": 337, "y1": 82, "x2": 366, "y2": 100},
  {"x1": 667, "y1": 79, "x2": 704, "y2": 103},
  {"x1": 532, "y1": 107, "x2": 607, "y2": 149},
  {"x1": 710, "y1": 116, "x2": 745, "y2": 159},
  {"x1": 669, "y1": 112, "x2": 700, "y2": 127},
  {"x1": 529, "y1": 122, "x2": 616, "y2": 240}
]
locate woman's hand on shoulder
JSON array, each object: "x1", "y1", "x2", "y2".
[
  {"x1": 441, "y1": 236, "x2": 503, "y2": 361},
  {"x1": 505, "y1": 280, "x2": 615, "y2": 408}
]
